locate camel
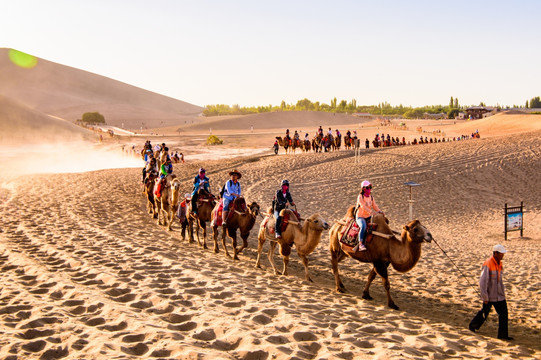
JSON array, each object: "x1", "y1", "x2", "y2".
[
  {"x1": 143, "y1": 171, "x2": 159, "y2": 218},
  {"x1": 156, "y1": 175, "x2": 181, "y2": 231},
  {"x1": 344, "y1": 135, "x2": 352, "y2": 150},
  {"x1": 303, "y1": 139, "x2": 311, "y2": 152},
  {"x1": 334, "y1": 135, "x2": 341, "y2": 151},
  {"x1": 329, "y1": 207, "x2": 433, "y2": 310},
  {"x1": 275, "y1": 136, "x2": 291, "y2": 154},
  {"x1": 211, "y1": 197, "x2": 260, "y2": 260},
  {"x1": 312, "y1": 134, "x2": 323, "y2": 153},
  {"x1": 187, "y1": 188, "x2": 216, "y2": 248},
  {"x1": 256, "y1": 209, "x2": 329, "y2": 282}
]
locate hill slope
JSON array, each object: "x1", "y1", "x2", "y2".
[
  {"x1": 0, "y1": 95, "x2": 96, "y2": 144},
  {"x1": 0, "y1": 48, "x2": 203, "y2": 129}
]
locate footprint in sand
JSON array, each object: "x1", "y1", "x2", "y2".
[{"x1": 121, "y1": 343, "x2": 149, "y2": 356}]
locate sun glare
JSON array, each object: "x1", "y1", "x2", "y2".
[{"x1": 8, "y1": 49, "x2": 38, "y2": 69}]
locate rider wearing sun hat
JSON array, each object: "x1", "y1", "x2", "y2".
[
  {"x1": 222, "y1": 169, "x2": 242, "y2": 226},
  {"x1": 354, "y1": 180, "x2": 384, "y2": 251}
]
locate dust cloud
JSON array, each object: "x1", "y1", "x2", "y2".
[{"x1": 0, "y1": 141, "x2": 142, "y2": 180}]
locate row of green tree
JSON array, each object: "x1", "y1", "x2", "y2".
[
  {"x1": 203, "y1": 96, "x2": 540, "y2": 119},
  {"x1": 526, "y1": 96, "x2": 541, "y2": 108}
]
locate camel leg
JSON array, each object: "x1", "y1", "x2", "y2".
[
  {"x1": 212, "y1": 226, "x2": 220, "y2": 253},
  {"x1": 299, "y1": 254, "x2": 312, "y2": 282},
  {"x1": 195, "y1": 222, "x2": 202, "y2": 247},
  {"x1": 362, "y1": 267, "x2": 377, "y2": 300},
  {"x1": 231, "y1": 232, "x2": 240, "y2": 261},
  {"x1": 201, "y1": 224, "x2": 208, "y2": 249},
  {"x1": 255, "y1": 234, "x2": 266, "y2": 268},
  {"x1": 331, "y1": 249, "x2": 347, "y2": 292},
  {"x1": 222, "y1": 227, "x2": 231, "y2": 258},
  {"x1": 371, "y1": 261, "x2": 398, "y2": 310},
  {"x1": 281, "y1": 255, "x2": 290, "y2": 276},
  {"x1": 237, "y1": 232, "x2": 249, "y2": 254},
  {"x1": 187, "y1": 219, "x2": 194, "y2": 243},
  {"x1": 167, "y1": 209, "x2": 173, "y2": 231},
  {"x1": 267, "y1": 241, "x2": 280, "y2": 275}
]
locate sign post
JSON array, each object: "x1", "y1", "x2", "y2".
[
  {"x1": 504, "y1": 202, "x2": 524, "y2": 240},
  {"x1": 404, "y1": 181, "x2": 421, "y2": 221}
]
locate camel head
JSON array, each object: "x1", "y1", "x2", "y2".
[
  {"x1": 248, "y1": 201, "x2": 260, "y2": 217},
  {"x1": 305, "y1": 214, "x2": 330, "y2": 231},
  {"x1": 403, "y1": 220, "x2": 432, "y2": 243},
  {"x1": 171, "y1": 178, "x2": 181, "y2": 191}
]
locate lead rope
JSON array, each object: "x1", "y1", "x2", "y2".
[{"x1": 432, "y1": 238, "x2": 481, "y2": 298}]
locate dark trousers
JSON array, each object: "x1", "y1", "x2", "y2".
[
  {"x1": 191, "y1": 194, "x2": 198, "y2": 213},
  {"x1": 274, "y1": 210, "x2": 282, "y2": 235},
  {"x1": 470, "y1": 300, "x2": 509, "y2": 338}
]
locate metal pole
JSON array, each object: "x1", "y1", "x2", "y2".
[
  {"x1": 408, "y1": 186, "x2": 413, "y2": 221},
  {"x1": 504, "y1": 203, "x2": 508, "y2": 241},
  {"x1": 520, "y1": 201, "x2": 524, "y2": 238}
]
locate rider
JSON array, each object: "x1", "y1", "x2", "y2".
[
  {"x1": 346, "y1": 130, "x2": 351, "y2": 138},
  {"x1": 354, "y1": 180, "x2": 384, "y2": 251},
  {"x1": 335, "y1": 129, "x2": 341, "y2": 139},
  {"x1": 273, "y1": 179, "x2": 295, "y2": 239},
  {"x1": 293, "y1": 131, "x2": 300, "y2": 146},
  {"x1": 304, "y1": 133, "x2": 310, "y2": 142},
  {"x1": 222, "y1": 170, "x2": 242, "y2": 226},
  {"x1": 155, "y1": 157, "x2": 173, "y2": 197},
  {"x1": 318, "y1": 126, "x2": 323, "y2": 137},
  {"x1": 191, "y1": 168, "x2": 210, "y2": 215}
]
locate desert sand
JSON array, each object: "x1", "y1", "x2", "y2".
[{"x1": 1, "y1": 114, "x2": 541, "y2": 359}]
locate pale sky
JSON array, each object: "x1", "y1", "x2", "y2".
[{"x1": 2, "y1": 0, "x2": 540, "y2": 108}]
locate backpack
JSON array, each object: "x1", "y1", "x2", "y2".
[{"x1": 220, "y1": 180, "x2": 232, "y2": 198}]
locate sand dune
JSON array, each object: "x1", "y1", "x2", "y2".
[
  {"x1": 0, "y1": 48, "x2": 202, "y2": 128},
  {"x1": 1, "y1": 125, "x2": 540, "y2": 359}
]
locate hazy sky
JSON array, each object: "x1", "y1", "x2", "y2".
[{"x1": 3, "y1": 0, "x2": 540, "y2": 108}]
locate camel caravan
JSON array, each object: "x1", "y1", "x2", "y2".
[{"x1": 140, "y1": 141, "x2": 433, "y2": 309}]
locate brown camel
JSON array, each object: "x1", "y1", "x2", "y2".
[
  {"x1": 334, "y1": 135, "x2": 341, "y2": 150},
  {"x1": 275, "y1": 136, "x2": 291, "y2": 154},
  {"x1": 303, "y1": 139, "x2": 311, "y2": 152},
  {"x1": 329, "y1": 207, "x2": 433, "y2": 310},
  {"x1": 312, "y1": 134, "x2": 323, "y2": 152},
  {"x1": 256, "y1": 209, "x2": 329, "y2": 282},
  {"x1": 143, "y1": 171, "x2": 159, "y2": 218},
  {"x1": 156, "y1": 175, "x2": 181, "y2": 231},
  {"x1": 343, "y1": 135, "x2": 351, "y2": 150},
  {"x1": 187, "y1": 188, "x2": 216, "y2": 248},
  {"x1": 211, "y1": 197, "x2": 260, "y2": 259}
]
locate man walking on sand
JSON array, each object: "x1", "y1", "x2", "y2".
[{"x1": 469, "y1": 244, "x2": 513, "y2": 340}]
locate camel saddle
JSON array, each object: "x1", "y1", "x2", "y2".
[
  {"x1": 339, "y1": 218, "x2": 378, "y2": 248},
  {"x1": 154, "y1": 178, "x2": 167, "y2": 198},
  {"x1": 262, "y1": 212, "x2": 298, "y2": 237},
  {"x1": 210, "y1": 198, "x2": 241, "y2": 226}
]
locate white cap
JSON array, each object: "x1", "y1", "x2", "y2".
[
  {"x1": 493, "y1": 244, "x2": 507, "y2": 254},
  {"x1": 184, "y1": 193, "x2": 191, "y2": 199}
]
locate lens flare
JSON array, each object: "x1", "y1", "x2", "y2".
[{"x1": 8, "y1": 49, "x2": 38, "y2": 68}]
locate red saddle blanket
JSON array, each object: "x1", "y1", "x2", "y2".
[
  {"x1": 262, "y1": 213, "x2": 295, "y2": 235},
  {"x1": 339, "y1": 218, "x2": 377, "y2": 247}
]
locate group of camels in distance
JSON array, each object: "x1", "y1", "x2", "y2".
[
  {"x1": 141, "y1": 145, "x2": 433, "y2": 309},
  {"x1": 275, "y1": 131, "x2": 362, "y2": 154}
]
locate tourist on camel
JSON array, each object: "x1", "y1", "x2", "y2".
[
  {"x1": 304, "y1": 133, "x2": 310, "y2": 142},
  {"x1": 346, "y1": 130, "x2": 351, "y2": 138},
  {"x1": 221, "y1": 170, "x2": 242, "y2": 226},
  {"x1": 318, "y1": 126, "x2": 323, "y2": 136},
  {"x1": 352, "y1": 130, "x2": 357, "y2": 139},
  {"x1": 336, "y1": 129, "x2": 341, "y2": 139},
  {"x1": 354, "y1": 180, "x2": 384, "y2": 252},
  {"x1": 155, "y1": 157, "x2": 173, "y2": 197},
  {"x1": 327, "y1": 127, "x2": 333, "y2": 136},
  {"x1": 191, "y1": 168, "x2": 210, "y2": 215},
  {"x1": 272, "y1": 179, "x2": 296, "y2": 239}
]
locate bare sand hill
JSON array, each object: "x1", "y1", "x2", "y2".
[
  {"x1": 0, "y1": 95, "x2": 96, "y2": 145},
  {"x1": 0, "y1": 48, "x2": 202, "y2": 128},
  {"x1": 1, "y1": 120, "x2": 540, "y2": 358},
  {"x1": 176, "y1": 111, "x2": 371, "y2": 132}
]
